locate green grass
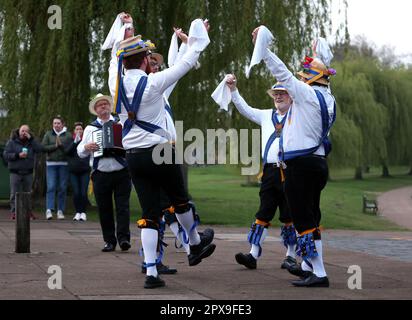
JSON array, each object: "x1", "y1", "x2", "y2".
[
  {"x1": 46, "y1": 165, "x2": 412, "y2": 231},
  {"x1": 187, "y1": 165, "x2": 412, "y2": 230}
]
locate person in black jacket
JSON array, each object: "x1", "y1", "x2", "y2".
[
  {"x1": 64, "y1": 122, "x2": 91, "y2": 222},
  {"x1": 3, "y1": 125, "x2": 44, "y2": 220}
]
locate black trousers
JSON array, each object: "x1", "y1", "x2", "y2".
[
  {"x1": 126, "y1": 148, "x2": 189, "y2": 223},
  {"x1": 92, "y1": 168, "x2": 131, "y2": 245},
  {"x1": 256, "y1": 164, "x2": 292, "y2": 224},
  {"x1": 159, "y1": 164, "x2": 188, "y2": 212},
  {"x1": 284, "y1": 155, "x2": 328, "y2": 234}
]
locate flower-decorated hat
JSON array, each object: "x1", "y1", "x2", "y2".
[
  {"x1": 113, "y1": 36, "x2": 156, "y2": 113},
  {"x1": 117, "y1": 35, "x2": 156, "y2": 58},
  {"x1": 297, "y1": 38, "x2": 336, "y2": 86}
]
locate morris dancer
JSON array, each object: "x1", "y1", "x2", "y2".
[
  {"x1": 106, "y1": 12, "x2": 216, "y2": 289},
  {"x1": 224, "y1": 78, "x2": 298, "y2": 271},
  {"x1": 252, "y1": 27, "x2": 337, "y2": 287}
]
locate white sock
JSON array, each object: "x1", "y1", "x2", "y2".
[
  {"x1": 250, "y1": 228, "x2": 268, "y2": 259},
  {"x1": 169, "y1": 222, "x2": 191, "y2": 255},
  {"x1": 301, "y1": 260, "x2": 313, "y2": 272},
  {"x1": 286, "y1": 244, "x2": 297, "y2": 259},
  {"x1": 309, "y1": 240, "x2": 327, "y2": 278},
  {"x1": 175, "y1": 209, "x2": 201, "y2": 246},
  {"x1": 141, "y1": 229, "x2": 159, "y2": 277}
]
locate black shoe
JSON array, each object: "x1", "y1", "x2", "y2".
[
  {"x1": 287, "y1": 264, "x2": 313, "y2": 279},
  {"x1": 292, "y1": 274, "x2": 330, "y2": 288},
  {"x1": 157, "y1": 262, "x2": 177, "y2": 274},
  {"x1": 188, "y1": 241, "x2": 216, "y2": 267},
  {"x1": 119, "y1": 241, "x2": 131, "y2": 252},
  {"x1": 199, "y1": 228, "x2": 215, "y2": 246},
  {"x1": 141, "y1": 262, "x2": 178, "y2": 275},
  {"x1": 102, "y1": 242, "x2": 116, "y2": 252},
  {"x1": 144, "y1": 276, "x2": 166, "y2": 289},
  {"x1": 235, "y1": 253, "x2": 257, "y2": 270},
  {"x1": 281, "y1": 256, "x2": 298, "y2": 270}
]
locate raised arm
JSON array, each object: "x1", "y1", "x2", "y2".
[
  {"x1": 163, "y1": 28, "x2": 189, "y2": 99},
  {"x1": 108, "y1": 13, "x2": 135, "y2": 98},
  {"x1": 226, "y1": 74, "x2": 265, "y2": 125},
  {"x1": 149, "y1": 20, "x2": 210, "y2": 96}
]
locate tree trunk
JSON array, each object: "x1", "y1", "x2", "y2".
[
  {"x1": 382, "y1": 165, "x2": 391, "y2": 178},
  {"x1": 355, "y1": 166, "x2": 363, "y2": 180}
]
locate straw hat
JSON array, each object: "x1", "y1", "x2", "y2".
[
  {"x1": 88, "y1": 94, "x2": 113, "y2": 116},
  {"x1": 267, "y1": 82, "x2": 288, "y2": 99},
  {"x1": 297, "y1": 56, "x2": 334, "y2": 86},
  {"x1": 118, "y1": 35, "x2": 156, "y2": 58}
]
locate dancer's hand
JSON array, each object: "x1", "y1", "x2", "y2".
[
  {"x1": 173, "y1": 27, "x2": 188, "y2": 44},
  {"x1": 203, "y1": 19, "x2": 210, "y2": 32},
  {"x1": 120, "y1": 12, "x2": 133, "y2": 24},
  {"x1": 226, "y1": 74, "x2": 237, "y2": 92},
  {"x1": 252, "y1": 27, "x2": 260, "y2": 45}
]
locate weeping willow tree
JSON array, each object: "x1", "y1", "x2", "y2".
[
  {"x1": 0, "y1": 0, "x2": 339, "y2": 135},
  {"x1": 0, "y1": 0, "x2": 339, "y2": 199},
  {"x1": 331, "y1": 40, "x2": 412, "y2": 179}
]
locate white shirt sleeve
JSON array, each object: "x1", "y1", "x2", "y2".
[
  {"x1": 77, "y1": 126, "x2": 94, "y2": 159},
  {"x1": 263, "y1": 49, "x2": 317, "y2": 107},
  {"x1": 148, "y1": 48, "x2": 201, "y2": 97},
  {"x1": 231, "y1": 90, "x2": 265, "y2": 126},
  {"x1": 163, "y1": 43, "x2": 189, "y2": 99}
]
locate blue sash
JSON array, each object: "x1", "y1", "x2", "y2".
[
  {"x1": 262, "y1": 110, "x2": 287, "y2": 164},
  {"x1": 120, "y1": 76, "x2": 170, "y2": 140},
  {"x1": 281, "y1": 90, "x2": 336, "y2": 161}
]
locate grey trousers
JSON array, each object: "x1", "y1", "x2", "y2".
[{"x1": 10, "y1": 173, "x2": 33, "y2": 213}]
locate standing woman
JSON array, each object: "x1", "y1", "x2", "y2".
[
  {"x1": 42, "y1": 116, "x2": 72, "y2": 220},
  {"x1": 65, "y1": 122, "x2": 91, "y2": 221}
]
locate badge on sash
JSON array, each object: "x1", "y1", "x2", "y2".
[{"x1": 275, "y1": 123, "x2": 283, "y2": 137}]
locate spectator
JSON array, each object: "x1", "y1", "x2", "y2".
[
  {"x1": 2, "y1": 125, "x2": 44, "y2": 220},
  {"x1": 42, "y1": 116, "x2": 72, "y2": 220},
  {"x1": 64, "y1": 122, "x2": 91, "y2": 222}
]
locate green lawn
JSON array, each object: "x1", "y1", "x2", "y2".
[{"x1": 65, "y1": 165, "x2": 412, "y2": 231}]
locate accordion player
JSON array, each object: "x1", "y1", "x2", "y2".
[{"x1": 92, "y1": 121, "x2": 125, "y2": 158}]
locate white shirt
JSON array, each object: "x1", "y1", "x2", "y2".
[
  {"x1": 263, "y1": 49, "x2": 336, "y2": 157},
  {"x1": 108, "y1": 42, "x2": 201, "y2": 150},
  {"x1": 231, "y1": 90, "x2": 286, "y2": 165},
  {"x1": 77, "y1": 116, "x2": 125, "y2": 173},
  {"x1": 162, "y1": 42, "x2": 189, "y2": 144}
]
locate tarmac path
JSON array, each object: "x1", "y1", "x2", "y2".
[
  {"x1": 1, "y1": 207, "x2": 412, "y2": 300},
  {"x1": 378, "y1": 186, "x2": 412, "y2": 230}
]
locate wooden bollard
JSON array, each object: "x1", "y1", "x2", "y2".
[{"x1": 15, "y1": 192, "x2": 31, "y2": 253}]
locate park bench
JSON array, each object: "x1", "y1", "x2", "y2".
[{"x1": 363, "y1": 195, "x2": 378, "y2": 214}]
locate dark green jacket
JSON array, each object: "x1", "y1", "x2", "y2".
[{"x1": 42, "y1": 129, "x2": 72, "y2": 162}]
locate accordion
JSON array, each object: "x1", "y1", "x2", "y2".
[{"x1": 92, "y1": 121, "x2": 125, "y2": 158}]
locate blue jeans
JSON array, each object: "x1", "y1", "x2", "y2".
[
  {"x1": 46, "y1": 165, "x2": 69, "y2": 212},
  {"x1": 70, "y1": 172, "x2": 90, "y2": 213}
]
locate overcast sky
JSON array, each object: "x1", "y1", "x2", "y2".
[{"x1": 333, "y1": 0, "x2": 412, "y2": 57}]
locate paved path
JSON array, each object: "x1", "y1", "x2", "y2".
[
  {"x1": 378, "y1": 187, "x2": 412, "y2": 230},
  {"x1": 1, "y1": 209, "x2": 412, "y2": 300}
]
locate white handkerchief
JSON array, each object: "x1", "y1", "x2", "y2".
[
  {"x1": 211, "y1": 76, "x2": 232, "y2": 112},
  {"x1": 102, "y1": 15, "x2": 122, "y2": 50},
  {"x1": 313, "y1": 37, "x2": 334, "y2": 66},
  {"x1": 245, "y1": 26, "x2": 274, "y2": 78},
  {"x1": 188, "y1": 19, "x2": 210, "y2": 52},
  {"x1": 168, "y1": 33, "x2": 179, "y2": 67}
]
